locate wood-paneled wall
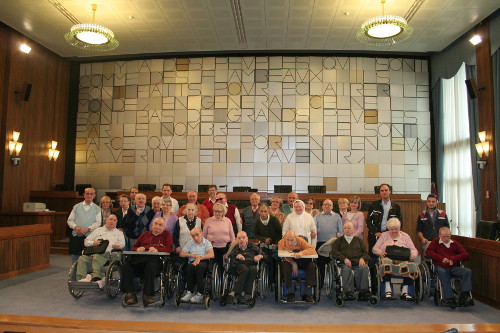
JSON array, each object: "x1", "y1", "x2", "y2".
[
  {"x1": 0, "y1": 212, "x2": 69, "y2": 240},
  {"x1": 0, "y1": 223, "x2": 51, "y2": 280},
  {"x1": 452, "y1": 235, "x2": 500, "y2": 309},
  {"x1": 0, "y1": 24, "x2": 70, "y2": 213}
]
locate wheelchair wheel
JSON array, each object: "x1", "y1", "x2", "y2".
[
  {"x1": 368, "y1": 295, "x2": 379, "y2": 306},
  {"x1": 258, "y1": 263, "x2": 269, "y2": 299},
  {"x1": 105, "y1": 260, "x2": 122, "y2": 298},
  {"x1": 418, "y1": 261, "x2": 431, "y2": 300},
  {"x1": 335, "y1": 297, "x2": 345, "y2": 308},
  {"x1": 275, "y1": 263, "x2": 282, "y2": 303},
  {"x1": 414, "y1": 265, "x2": 424, "y2": 304},
  {"x1": 204, "y1": 295, "x2": 211, "y2": 309},
  {"x1": 210, "y1": 263, "x2": 220, "y2": 301},
  {"x1": 247, "y1": 297, "x2": 256, "y2": 309},
  {"x1": 325, "y1": 262, "x2": 335, "y2": 300},
  {"x1": 68, "y1": 261, "x2": 85, "y2": 299},
  {"x1": 173, "y1": 295, "x2": 180, "y2": 307},
  {"x1": 164, "y1": 262, "x2": 175, "y2": 300},
  {"x1": 313, "y1": 264, "x2": 321, "y2": 303}
]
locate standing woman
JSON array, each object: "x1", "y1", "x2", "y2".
[
  {"x1": 343, "y1": 195, "x2": 365, "y2": 239},
  {"x1": 99, "y1": 196, "x2": 113, "y2": 226},
  {"x1": 152, "y1": 199, "x2": 178, "y2": 234},
  {"x1": 203, "y1": 202, "x2": 235, "y2": 268},
  {"x1": 173, "y1": 203, "x2": 202, "y2": 254},
  {"x1": 269, "y1": 196, "x2": 286, "y2": 226},
  {"x1": 304, "y1": 198, "x2": 320, "y2": 217},
  {"x1": 337, "y1": 198, "x2": 349, "y2": 218}
]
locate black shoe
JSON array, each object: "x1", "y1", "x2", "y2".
[
  {"x1": 345, "y1": 292, "x2": 355, "y2": 301},
  {"x1": 459, "y1": 293, "x2": 474, "y2": 307},
  {"x1": 237, "y1": 294, "x2": 246, "y2": 304},
  {"x1": 358, "y1": 290, "x2": 370, "y2": 301},
  {"x1": 245, "y1": 297, "x2": 255, "y2": 306},
  {"x1": 286, "y1": 293, "x2": 295, "y2": 303},
  {"x1": 302, "y1": 294, "x2": 314, "y2": 303},
  {"x1": 124, "y1": 292, "x2": 138, "y2": 305},
  {"x1": 442, "y1": 298, "x2": 457, "y2": 308},
  {"x1": 91, "y1": 276, "x2": 102, "y2": 282},
  {"x1": 226, "y1": 294, "x2": 234, "y2": 304},
  {"x1": 143, "y1": 295, "x2": 156, "y2": 307}
]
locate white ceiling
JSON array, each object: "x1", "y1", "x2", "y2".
[{"x1": 0, "y1": 0, "x2": 498, "y2": 58}]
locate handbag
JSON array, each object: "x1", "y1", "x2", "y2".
[
  {"x1": 68, "y1": 236, "x2": 86, "y2": 255},
  {"x1": 385, "y1": 245, "x2": 411, "y2": 261},
  {"x1": 82, "y1": 239, "x2": 110, "y2": 255}
]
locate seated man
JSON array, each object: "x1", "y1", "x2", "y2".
[
  {"x1": 426, "y1": 226, "x2": 473, "y2": 307},
  {"x1": 278, "y1": 230, "x2": 317, "y2": 302},
  {"x1": 330, "y1": 222, "x2": 370, "y2": 301},
  {"x1": 226, "y1": 231, "x2": 263, "y2": 305},
  {"x1": 76, "y1": 214, "x2": 125, "y2": 288},
  {"x1": 122, "y1": 217, "x2": 173, "y2": 307},
  {"x1": 179, "y1": 227, "x2": 214, "y2": 303}
]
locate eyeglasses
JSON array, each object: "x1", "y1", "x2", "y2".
[
  {"x1": 216, "y1": 197, "x2": 224, "y2": 201},
  {"x1": 214, "y1": 210, "x2": 224, "y2": 213}
]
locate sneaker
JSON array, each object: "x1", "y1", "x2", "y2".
[
  {"x1": 190, "y1": 292, "x2": 204, "y2": 303},
  {"x1": 124, "y1": 292, "x2": 138, "y2": 305},
  {"x1": 96, "y1": 277, "x2": 106, "y2": 289},
  {"x1": 180, "y1": 291, "x2": 193, "y2": 302},
  {"x1": 78, "y1": 274, "x2": 92, "y2": 282},
  {"x1": 384, "y1": 290, "x2": 393, "y2": 299},
  {"x1": 286, "y1": 293, "x2": 295, "y2": 303},
  {"x1": 143, "y1": 295, "x2": 156, "y2": 307}
]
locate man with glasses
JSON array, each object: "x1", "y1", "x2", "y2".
[
  {"x1": 67, "y1": 187, "x2": 101, "y2": 263},
  {"x1": 216, "y1": 192, "x2": 241, "y2": 236},
  {"x1": 202, "y1": 185, "x2": 218, "y2": 216}
]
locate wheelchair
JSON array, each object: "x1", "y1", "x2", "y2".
[
  {"x1": 219, "y1": 256, "x2": 269, "y2": 308},
  {"x1": 67, "y1": 250, "x2": 122, "y2": 299},
  {"x1": 172, "y1": 258, "x2": 219, "y2": 309},
  {"x1": 120, "y1": 251, "x2": 174, "y2": 308},
  {"x1": 324, "y1": 259, "x2": 379, "y2": 307},
  {"x1": 275, "y1": 250, "x2": 320, "y2": 304},
  {"x1": 375, "y1": 257, "x2": 424, "y2": 303}
]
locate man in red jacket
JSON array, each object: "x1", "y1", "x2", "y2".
[{"x1": 426, "y1": 226, "x2": 473, "y2": 307}]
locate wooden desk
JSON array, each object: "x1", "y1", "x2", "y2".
[
  {"x1": 30, "y1": 191, "x2": 82, "y2": 212},
  {"x1": 0, "y1": 212, "x2": 70, "y2": 240},
  {"x1": 451, "y1": 235, "x2": 500, "y2": 309},
  {"x1": 0, "y1": 224, "x2": 51, "y2": 280}
]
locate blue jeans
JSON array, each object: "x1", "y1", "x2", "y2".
[{"x1": 435, "y1": 265, "x2": 472, "y2": 299}]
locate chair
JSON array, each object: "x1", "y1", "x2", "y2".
[
  {"x1": 75, "y1": 184, "x2": 92, "y2": 196},
  {"x1": 138, "y1": 184, "x2": 156, "y2": 192},
  {"x1": 198, "y1": 185, "x2": 210, "y2": 193},
  {"x1": 233, "y1": 186, "x2": 251, "y2": 192},
  {"x1": 170, "y1": 185, "x2": 183, "y2": 192},
  {"x1": 308, "y1": 185, "x2": 326, "y2": 193},
  {"x1": 274, "y1": 185, "x2": 292, "y2": 193}
]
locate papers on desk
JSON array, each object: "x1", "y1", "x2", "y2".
[{"x1": 277, "y1": 250, "x2": 318, "y2": 259}]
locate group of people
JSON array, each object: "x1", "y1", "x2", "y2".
[{"x1": 67, "y1": 183, "x2": 474, "y2": 307}]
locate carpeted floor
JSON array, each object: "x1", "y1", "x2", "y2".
[{"x1": 0, "y1": 254, "x2": 498, "y2": 325}]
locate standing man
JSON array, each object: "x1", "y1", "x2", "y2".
[
  {"x1": 161, "y1": 183, "x2": 179, "y2": 214},
  {"x1": 124, "y1": 193, "x2": 153, "y2": 250},
  {"x1": 280, "y1": 192, "x2": 298, "y2": 216},
  {"x1": 426, "y1": 227, "x2": 473, "y2": 307},
  {"x1": 366, "y1": 184, "x2": 403, "y2": 262},
  {"x1": 178, "y1": 190, "x2": 210, "y2": 225},
  {"x1": 216, "y1": 192, "x2": 241, "y2": 236},
  {"x1": 129, "y1": 187, "x2": 139, "y2": 211},
  {"x1": 67, "y1": 187, "x2": 101, "y2": 263},
  {"x1": 202, "y1": 185, "x2": 218, "y2": 216},
  {"x1": 417, "y1": 194, "x2": 450, "y2": 252},
  {"x1": 242, "y1": 193, "x2": 260, "y2": 239}
]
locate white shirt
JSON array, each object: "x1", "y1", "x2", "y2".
[
  {"x1": 84, "y1": 226, "x2": 125, "y2": 252},
  {"x1": 282, "y1": 212, "x2": 317, "y2": 247},
  {"x1": 439, "y1": 238, "x2": 454, "y2": 249}
]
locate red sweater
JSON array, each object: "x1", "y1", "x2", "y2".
[
  {"x1": 132, "y1": 230, "x2": 173, "y2": 253},
  {"x1": 426, "y1": 238, "x2": 470, "y2": 269}
]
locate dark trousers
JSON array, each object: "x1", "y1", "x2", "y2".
[
  {"x1": 213, "y1": 246, "x2": 227, "y2": 269},
  {"x1": 185, "y1": 260, "x2": 208, "y2": 294},
  {"x1": 122, "y1": 257, "x2": 161, "y2": 296},
  {"x1": 281, "y1": 259, "x2": 316, "y2": 289},
  {"x1": 233, "y1": 263, "x2": 257, "y2": 295},
  {"x1": 316, "y1": 241, "x2": 331, "y2": 288}
]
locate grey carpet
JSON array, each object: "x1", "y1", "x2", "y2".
[{"x1": 0, "y1": 255, "x2": 498, "y2": 325}]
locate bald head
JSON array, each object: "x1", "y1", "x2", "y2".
[
  {"x1": 284, "y1": 230, "x2": 297, "y2": 248},
  {"x1": 236, "y1": 231, "x2": 249, "y2": 248},
  {"x1": 322, "y1": 199, "x2": 333, "y2": 214},
  {"x1": 343, "y1": 221, "x2": 354, "y2": 237}
]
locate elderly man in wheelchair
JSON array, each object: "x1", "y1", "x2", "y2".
[
  {"x1": 372, "y1": 218, "x2": 420, "y2": 301},
  {"x1": 426, "y1": 226, "x2": 473, "y2": 308},
  {"x1": 330, "y1": 221, "x2": 371, "y2": 302},
  {"x1": 221, "y1": 231, "x2": 263, "y2": 306}
]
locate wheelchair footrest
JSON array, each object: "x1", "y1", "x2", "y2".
[{"x1": 69, "y1": 281, "x2": 102, "y2": 290}]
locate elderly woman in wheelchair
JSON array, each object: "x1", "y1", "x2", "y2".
[{"x1": 372, "y1": 218, "x2": 421, "y2": 302}]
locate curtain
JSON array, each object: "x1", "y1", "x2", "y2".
[
  {"x1": 441, "y1": 63, "x2": 476, "y2": 237},
  {"x1": 431, "y1": 80, "x2": 444, "y2": 199},
  {"x1": 465, "y1": 65, "x2": 481, "y2": 227},
  {"x1": 494, "y1": 47, "x2": 500, "y2": 220}
]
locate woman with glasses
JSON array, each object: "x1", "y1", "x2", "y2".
[
  {"x1": 151, "y1": 198, "x2": 179, "y2": 234},
  {"x1": 203, "y1": 202, "x2": 235, "y2": 268},
  {"x1": 343, "y1": 195, "x2": 365, "y2": 239},
  {"x1": 269, "y1": 196, "x2": 286, "y2": 226},
  {"x1": 304, "y1": 197, "x2": 320, "y2": 217}
]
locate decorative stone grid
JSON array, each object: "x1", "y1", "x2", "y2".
[{"x1": 75, "y1": 56, "x2": 431, "y2": 194}]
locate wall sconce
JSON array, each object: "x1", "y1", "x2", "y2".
[
  {"x1": 20, "y1": 43, "x2": 31, "y2": 54},
  {"x1": 48, "y1": 141, "x2": 60, "y2": 161},
  {"x1": 8, "y1": 131, "x2": 23, "y2": 166},
  {"x1": 475, "y1": 131, "x2": 490, "y2": 169},
  {"x1": 469, "y1": 34, "x2": 482, "y2": 45}
]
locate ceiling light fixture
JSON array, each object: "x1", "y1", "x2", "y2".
[
  {"x1": 469, "y1": 35, "x2": 482, "y2": 45},
  {"x1": 356, "y1": 0, "x2": 413, "y2": 46},
  {"x1": 64, "y1": 4, "x2": 118, "y2": 52}
]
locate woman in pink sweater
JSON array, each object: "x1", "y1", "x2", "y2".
[{"x1": 203, "y1": 202, "x2": 235, "y2": 268}]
